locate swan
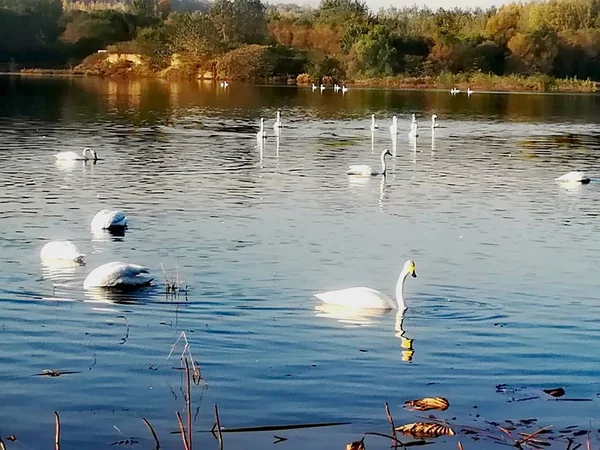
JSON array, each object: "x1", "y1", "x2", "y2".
[
  {"x1": 311, "y1": 83, "x2": 317, "y2": 91},
  {"x1": 341, "y1": 86, "x2": 348, "y2": 93},
  {"x1": 256, "y1": 118, "x2": 266, "y2": 142},
  {"x1": 333, "y1": 84, "x2": 340, "y2": 92},
  {"x1": 467, "y1": 88, "x2": 473, "y2": 96},
  {"x1": 556, "y1": 171, "x2": 591, "y2": 184},
  {"x1": 273, "y1": 111, "x2": 282, "y2": 131},
  {"x1": 370, "y1": 114, "x2": 378, "y2": 133},
  {"x1": 91, "y1": 209, "x2": 128, "y2": 231},
  {"x1": 347, "y1": 149, "x2": 392, "y2": 176},
  {"x1": 409, "y1": 114, "x2": 419, "y2": 138},
  {"x1": 54, "y1": 148, "x2": 96, "y2": 161},
  {"x1": 314, "y1": 260, "x2": 417, "y2": 310},
  {"x1": 320, "y1": 84, "x2": 325, "y2": 93},
  {"x1": 83, "y1": 261, "x2": 154, "y2": 289},
  {"x1": 390, "y1": 116, "x2": 398, "y2": 135},
  {"x1": 431, "y1": 114, "x2": 438, "y2": 128},
  {"x1": 40, "y1": 240, "x2": 85, "y2": 264}
]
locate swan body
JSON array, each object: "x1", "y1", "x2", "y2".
[
  {"x1": 219, "y1": 81, "x2": 229, "y2": 88},
  {"x1": 390, "y1": 116, "x2": 398, "y2": 135},
  {"x1": 314, "y1": 260, "x2": 417, "y2": 310},
  {"x1": 341, "y1": 85, "x2": 348, "y2": 93},
  {"x1": 91, "y1": 209, "x2": 128, "y2": 230},
  {"x1": 40, "y1": 240, "x2": 85, "y2": 264},
  {"x1": 467, "y1": 88, "x2": 473, "y2": 96},
  {"x1": 311, "y1": 83, "x2": 317, "y2": 91},
  {"x1": 320, "y1": 84, "x2": 325, "y2": 93},
  {"x1": 556, "y1": 171, "x2": 591, "y2": 184},
  {"x1": 409, "y1": 114, "x2": 419, "y2": 138},
  {"x1": 273, "y1": 111, "x2": 282, "y2": 131},
  {"x1": 370, "y1": 114, "x2": 378, "y2": 133},
  {"x1": 256, "y1": 118, "x2": 266, "y2": 142},
  {"x1": 431, "y1": 114, "x2": 438, "y2": 128},
  {"x1": 55, "y1": 148, "x2": 96, "y2": 161},
  {"x1": 450, "y1": 87, "x2": 460, "y2": 95},
  {"x1": 333, "y1": 84, "x2": 340, "y2": 92},
  {"x1": 83, "y1": 261, "x2": 154, "y2": 289},
  {"x1": 347, "y1": 149, "x2": 391, "y2": 176}
]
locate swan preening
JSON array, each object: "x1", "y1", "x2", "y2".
[
  {"x1": 556, "y1": 171, "x2": 591, "y2": 184},
  {"x1": 91, "y1": 209, "x2": 128, "y2": 231},
  {"x1": 41, "y1": 240, "x2": 85, "y2": 264},
  {"x1": 83, "y1": 261, "x2": 154, "y2": 289},
  {"x1": 314, "y1": 259, "x2": 417, "y2": 310},
  {"x1": 55, "y1": 148, "x2": 97, "y2": 161},
  {"x1": 347, "y1": 149, "x2": 392, "y2": 176}
]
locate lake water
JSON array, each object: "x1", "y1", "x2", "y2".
[{"x1": 0, "y1": 76, "x2": 599, "y2": 449}]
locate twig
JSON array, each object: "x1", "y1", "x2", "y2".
[
  {"x1": 516, "y1": 426, "x2": 552, "y2": 447},
  {"x1": 497, "y1": 426, "x2": 517, "y2": 444},
  {"x1": 54, "y1": 411, "x2": 61, "y2": 450},
  {"x1": 363, "y1": 431, "x2": 405, "y2": 446},
  {"x1": 214, "y1": 403, "x2": 223, "y2": 450},
  {"x1": 142, "y1": 418, "x2": 160, "y2": 450},
  {"x1": 176, "y1": 412, "x2": 189, "y2": 450},
  {"x1": 384, "y1": 402, "x2": 398, "y2": 446},
  {"x1": 0, "y1": 437, "x2": 6, "y2": 450},
  {"x1": 185, "y1": 358, "x2": 192, "y2": 450},
  {"x1": 458, "y1": 442, "x2": 464, "y2": 450},
  {"x1": 586, "y1": 432, "x2": 590, "y2": 450}
]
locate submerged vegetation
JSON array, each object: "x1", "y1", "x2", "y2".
[{"x1": 1, "y1": 0, "x2": 600, "y2": 90}]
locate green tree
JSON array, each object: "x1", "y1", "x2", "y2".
[
  {"x1": 210, "y1": 0, "x2": 267, "y2": 48},
  {"x1": 350, "y1": 25, "x2": 399, "y2": 76},
  {"x1": 132, "y1": 0, "x2": 156, "y2": 18}
]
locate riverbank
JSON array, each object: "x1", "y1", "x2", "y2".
[{"x1": 10, "y1": 67, "x2": 598, "y2": 93}]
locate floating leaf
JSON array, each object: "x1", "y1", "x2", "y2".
[
  {"x1": 6, "y1": 435, "x2": 17, "y2": 442},
  {"x1": 543, "y1": 388, "x2": 565, "y2": 398},
  {"x1": 396, "y1": 422, "x2": 455, "y2": 438},
  {"x1": 346, "y1": 438, "x2": 365, "y2": 450},
  {"x1": 404, "y1": 397, "x2": 449, "y2": 411}
]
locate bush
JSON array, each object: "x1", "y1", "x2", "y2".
[{"x1": 215, "y1": 44, "x2": 273, "y2": 80}]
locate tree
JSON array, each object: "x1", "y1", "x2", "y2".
[
  {"x1": 209, "y1": 0, "x2": 267, "y2": 48},
  {"x1": 132, "y1": 0, "x2": 156, "y2": 18},
  {"x1": 349, "y1": 25, "x2": 399, "y2": 76},
  {"x1": 157, "y1": 0, "x2": 171, "y2": 19}
]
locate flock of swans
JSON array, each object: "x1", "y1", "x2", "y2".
[{"x1": 46, "y1": 106, "x2": 590, "y2": 311}]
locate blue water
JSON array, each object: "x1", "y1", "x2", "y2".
[{"x1": 0, "y1": 76, "x2": 599, "y2": 449}]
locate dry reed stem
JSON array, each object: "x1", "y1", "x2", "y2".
[
  {"x1": 516, "y1": 426, "x2": 552, "y2": 447},
  {"x1": 176, "y1": 412, "x2": 189, "y2": 450},
  {"x1": 384, "y1": 402, "x2": 398, "y2": 445},
  {"x1": 54, "y1": 411, "x2": 61, "y2": 450},
  {"x1": 185, "y1": 358, "x2": 192, "y2": 450},
  {"x1": 458, "y1": 442, "x2": 464, "y2": 450},
  {"x1": 214, "y1": 403, "x2": 223, "y2": 450},
  {"x1": 142, "y1": 418, "x2": 160, "y2": 450},
  {"x1": 586, "y1": 432, "x2": 591, "y2": 450},
  {"x1": 0, "y1": 437, "x2": 5, "y2": 450}
]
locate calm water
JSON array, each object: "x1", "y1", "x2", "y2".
[{"x1": 0, "y1": 76, "x2": 599, "y2": 449}]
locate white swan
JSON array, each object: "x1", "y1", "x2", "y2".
[
  {"x1": 83, "y1": 261, "x2": 154, "y2": 289},
  {"x1": 431, "y1": 114, "x2": 438, "y2": 128},
  {"x1": 370, "y1": 114, "x2": 378, "y2": 133},
  {"x1": 91, "y1": 209, "x2": 128, "y2": 231},
  {"x1": 390, "y1": 116, "x2": 398, "y2": 135},
  {"x1": 314, "y1": 260, "x2": 417, "y2": 310},
  {"x1": 450, "y1": 87, "x2": 460, "y2": 95},
  {"x1": 273, "y1": 111, "x2": 282, "y2": 131},
  {"x1": 55, "y1": 148, "x2": 97, "y2": 161},
  {"x1": 347, "y1": 149, "x2": 392, "y2": 176},
  {"x1": 409, "y1": 114, "x2": 419, "y2": 138},
  {"x1": 341, "y1": 85, "x2": 348, "y2": 93},
  {"x1": 40, "y1": 240, "x2": 85, "y2": 264},
  {"x1": 311, "y1": 83, "x2": 317, "y2": 91},
  {"x1": 556, "y1": 171, "x2": 591, "y2": 184},
  {"x1": 256, "y1": 118, "x2": 266, "y2": 142},
  {"x1": 320, "y1": 84, "x2": 325, "y2": 93},
  {"x1": 467, "y1": 88, "x2": 473, "y2": 96}
]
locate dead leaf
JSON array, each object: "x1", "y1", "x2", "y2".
[
  {"x1": 396, "y1": 422, "x2": 455, "y2": 438},
  {"x1": 543, "y1": 388, "x2": 565, "y2": 397},
  {"x1": 6, "y1": 435, "x2": 16, "y2": 442},
  {"x1": 346, "y1": 438, "x2": 365, "y2": 450},
  {"x1": 404, "y1": 397, "x2": 450, "y2": 411}
]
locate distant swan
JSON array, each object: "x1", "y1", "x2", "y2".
[
  {"x1": 257, "y1": 118, "x2": 266, "y2": 142},
  {"x1": 91, "y1": 209, "x2": 128, "y2": 231},
  {"x1": 370, "y1": 114, "x2": 378, "y2": 133},
  {"x1": 467, "y1": 88, "x2": 473, "y2": 96},
  {"x1": 55, "y1": 148, "x2": 97, "y2": 161},
  {"x1": 341, "y1": 86, "x2": 348, "y2": 93},
  {"x1": 431, "y1": 114, "x2": 438, "y2": 128},
  {"x1": 556, "y1": 171, "x2": 591, "y2": 184},
  {"x1": 320, "y1": 84, "x2": 325, "y2": 93},
  {"x1": 83, "y1": 261, "x2": 154, "y2": 289},
  {"x1": 390, "y1": 116, "x2": 398, "y2": 135},
  {"x1": 40, "y1": 240, "x2": 85, "y2": 264},
  {"x1": 314, "y1": 259, "x2": 417, "y2": 310},
  {"x1": 347, "y1": 149, "x2": 391, "y2": 176},
  {"x1": 273, "y1": 111, "x2": 282, "y2": 131},
  {"x1": 409, "y1": 114, "x2": 419, "y2": 138}
]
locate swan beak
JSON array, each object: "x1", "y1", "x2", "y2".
[{"x1": 411, "y1": 270, "x2": 417, "y2": 278}]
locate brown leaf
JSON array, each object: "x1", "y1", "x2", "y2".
[
  {"x1": 6, "y1": 435, "x2": 16, "y2": 442},
  {"x1": 543, "y1": 388, "x2": 565, "y2": 397},
  {"x1": 396, "y1": 422, "x2": 455, "y2": 438},
  {"x1": 346, "y1": 438, "x2": 365, "y2": 450},
  {"x1": 404, "y1": 397, "x2": 450, "y2": 411}
]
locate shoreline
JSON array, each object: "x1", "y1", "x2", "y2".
[{"x1": 2, "y1": 70, "x2": 598, "y2": 93}]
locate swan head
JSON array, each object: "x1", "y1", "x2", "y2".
[
  {"x1": 382, "y1": 149, "x2": 391, "y2": 158},
  {"x1": 432, "y1": 114, "x2": 438, "y2": 120},
  {"x1": 403, "y1": 259, "x2": 417, "y2": 278}
]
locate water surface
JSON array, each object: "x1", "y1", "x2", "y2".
[{"x1": 0, "y1": 76, "x2": 599, "y2": 449}]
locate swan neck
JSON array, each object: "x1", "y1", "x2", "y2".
[
  {"x1": 381, "y1": 151, "x2": 387, "y2": 174},
  {"x1": 395, "y1": 267, "x2": 410, "y2": 310}
]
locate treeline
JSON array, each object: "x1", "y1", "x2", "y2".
[{"x1": 1, "y1": 0, "x2": 600, "y2": 83}]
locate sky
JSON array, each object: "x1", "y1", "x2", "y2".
[{"x1": 271, "y1": 0, "x2": 508, "y2": 10}]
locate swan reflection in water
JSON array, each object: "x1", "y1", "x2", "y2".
[
  {"x1": 395, "y1": 311, "x2": 415, "y2": 362},
  {"x1": 83, "y1": 285, "x2": 156, "y2": 305},
  {"x1": 91, "y1": 227, "x2": 126, "y2": 243}
]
